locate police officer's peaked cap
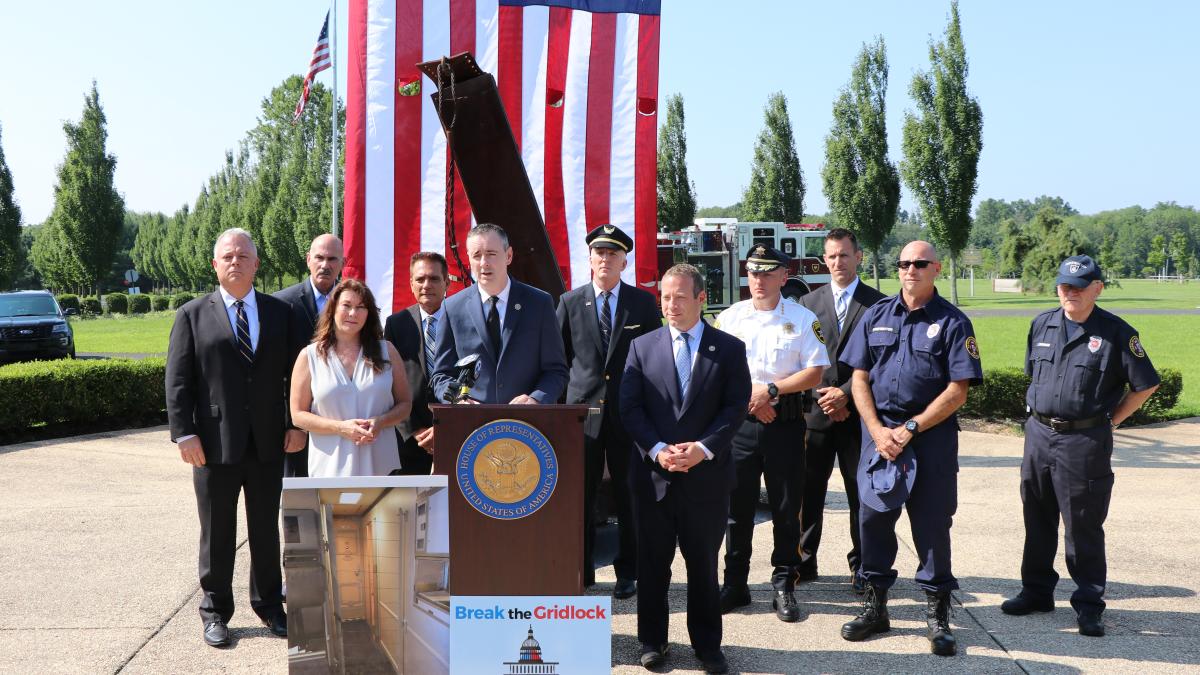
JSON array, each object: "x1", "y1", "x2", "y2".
[
  {"x1": 586, "y1": 224, "x2": 633, "y2": 252},
  {"x1": 1056, "y1": 255, "x2": 1103, "y2": 288},
  {"x1": 860, "y1": 448, "x2": 917, "y2": 512},
  {"x1": 745, "y1": 245, "x2": 790, "y2": 272}
]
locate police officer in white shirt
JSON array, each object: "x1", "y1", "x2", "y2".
[{"x1": 715, "y1": 245, "x2": 830, "y2": 622}]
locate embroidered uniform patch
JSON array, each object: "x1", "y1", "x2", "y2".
[
  {"x1": 965, "y1": 336, "x2": 980, "y2": 360},
  {"x1": 1088, "y1": 336, "x2": 1103, "y2": 353},
  {"x1": 812, "y1": 320, "x2": 825, "y2": 344},
  {"x1": 1129, "y1": 335, "x2": 1146, "y2": 358},
  {"x1": 927, "y1": 323, "x2": 941, "y2": 339}
]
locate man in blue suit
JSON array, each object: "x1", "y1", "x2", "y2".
[
  {"x1": 620, "y1": 264, "x2": 752, "y2": 675},
  {"x1": 430, "y1": 222, "x2": 568, "y2": 405}
]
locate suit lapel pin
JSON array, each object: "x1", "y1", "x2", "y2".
[
  {"x1": 585, "y1": 301, "x2": 592, "y2": 306},
  {"x1": 514, "y1": 303, "x2": 521, "y2": 310},
  {"x1": 708, "y1": 345, "x2": 715, "y2": 352}
]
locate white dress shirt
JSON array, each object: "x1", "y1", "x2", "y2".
[
  {"x1": 219, "y1": 285, "x2": 260, "y2": 351},
  {"x1": 478, "y1": 278, "x2": 512, "y2": 326}
]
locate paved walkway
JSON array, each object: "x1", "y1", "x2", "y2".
[{"x1": 2, "y1": 420, "x2": 1198, "y2": 674}]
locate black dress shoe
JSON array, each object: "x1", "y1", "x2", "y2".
[
  {"x1": 1077, "y1": 609, "x2": 1105, "y2": 637},
  {"x1": 203, "y1": 620, "x2": 231, "y2": 647},
  {"x1": 772, "y1": 590, "x2": 800, "y2": 622},
  {"x1": 1000, "y1": 593, "x2": 1054, "y2": 615},
  {"x1": 796, "y1": 567, "x2": 819, "y2": 583},
  {"x1": 613, "y1": 578, "x2": 637, "y2": 599},
  {"x1": 639, "y1": 642, "x2": 669, "y2": 669},
  {"x1": 697, "y1": 649, "x2": 729, "y2": 674},
  {"x1": 261, "y1": 612, "x2": 288, "y2": 638},
  {"x1": 718, "y1": 584, "x2": 751, "y2": 614}
]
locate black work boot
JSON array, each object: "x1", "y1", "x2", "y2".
[
  {"x1": 841, "y1": 584, "x2": 889, "y2": 641},
  {"x1": 926, "y1": 590, "x2": 957, "y2": 656}
]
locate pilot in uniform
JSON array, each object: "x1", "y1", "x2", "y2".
[
  {"x1": 1001, "y1": 255, "x2": 1160, "y2": 637},
  {"x1": 837, "y1": 241, "x2": 982, "y2": 656},
  {"x1": 714, "y1": 246, "x2": 829, "y2": 622}
]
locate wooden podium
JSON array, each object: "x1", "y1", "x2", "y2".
[{"x1": 432, "y1": 404, "x2": 589, "y2": 595}]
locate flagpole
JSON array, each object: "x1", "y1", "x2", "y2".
[{"x1": 330, "y1": 1, "x2": 339, "y2": 238}]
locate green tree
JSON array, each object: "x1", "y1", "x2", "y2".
[
  {"x1": 49, "y1": 82, "x2": 126, "y2": 301},
  {"x1": 997, "y1": 218, "x2": 1032, "y2": 278},
  {"x1": 1020, "y1": 209, "x2": 1084, "y2": 294},
  {"x1": 742, "y1": 92, "x2": 805, "y2": 222},
  {"x1": 822, "y1": 36, "x2": 900, "y2": 289},
  {"x1": 1146, "y1": 234, "x2": 1166, "y2": 276},
  {"x1": 30, "y1": 218, "x2": 88, "y2": 292},
  {"x1": 695, "y1": 203, "x2": 742, "y2": 219},
  {"x1": 656, "y1": 94, "x2": 697, "y2": 232},
  {"x1": 1097, "y1": 233, "x2": 1123, "y2": 285},
  {"x1": 0, "y1": 123, "x2": 21, "y2": 289},
  {"x1": 1168, "y1": 233, "x2": 1190, "y2": 279},
  {"x1": 900, "y1": 1, "x2": 983, "y2": 304}
]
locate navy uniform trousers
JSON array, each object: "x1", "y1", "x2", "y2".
[
  {"x1": 724, "y1": 416, "x2": 806, "y2": 590},
  {"x1": 859, "y1": 420, "x2": 959, "y2": 593},
  {"x1": 1020, "y1": 417, "x2": 1115, "y2": 611}
]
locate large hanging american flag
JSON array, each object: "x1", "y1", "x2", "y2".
[
  {"x1": 294, "y1": 11, "x2": 333, "y2": 122},
  {"x1": 343, "y1": 0, "x2": 662, "y2": 312}
]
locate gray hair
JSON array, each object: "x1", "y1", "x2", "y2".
[
  {"x1": 213, "y1": 228, "x2": 258, "y2": 259},
  {"x1": 663, "y1": 263, "x2": 704, "y2": 297},
  {"x1": 467, "y1": 222, "x2": 510, "y2": 250}
]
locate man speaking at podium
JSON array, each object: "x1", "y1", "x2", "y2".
[{"x1": 430, "y1": 223, "x2": 568, "y2": 406}]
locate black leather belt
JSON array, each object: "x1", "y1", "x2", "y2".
[{"x1": 1031, "y1": 412, "x2": 1109, "y2": 432}]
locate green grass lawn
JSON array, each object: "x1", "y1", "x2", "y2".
[
  {"x1": 70, "y1": 312, "x2": 175, "y2": 354},
  {"x1": 870, "y1": 277, "x2": 1200, "y2": 311}
]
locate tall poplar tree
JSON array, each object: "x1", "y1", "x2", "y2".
[
  {"x1": 50, "y1": 82, "x2": 126, "y2": 301},
  {"x1": 900, "y1": 1, "x2": 983, "y2": 304},
  {"x1": 742, "y1": 92, "x2": 805, "y2": 222},
  {"x1": 822, "y1": 37, "x2": 900, "y2": 288},
  {"x1": 656, "y1": 93, "x2": 697, "y2": 231},
  {"x1": 0, "y1": 123, "x2": 21, "y2": 289}
]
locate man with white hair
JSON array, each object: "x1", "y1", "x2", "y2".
[{"x1": 166, "y1": 228, "x2": 305, "y2": 647}]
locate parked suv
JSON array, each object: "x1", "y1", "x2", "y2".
[{"x1": 0, "y1": 291, "x2": 76, "y2": 362}]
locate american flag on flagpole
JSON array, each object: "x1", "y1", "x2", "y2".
[
  {"x1": 294, "y1": 11, "x2": 333, "y2": 122},
  {"x1": 343, "y1": 0, "x2": 662, "y2": 313}
]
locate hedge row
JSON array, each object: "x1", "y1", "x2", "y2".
[
  {"x1": 961, "y1": 367, "x2": 1183, "y2": 425},
  {"x1": 0, "y1": 357, "x2": 166, "y2": 432},
  {"x1": 55, "y1": 293, "x2": 196, "y2": 316}
]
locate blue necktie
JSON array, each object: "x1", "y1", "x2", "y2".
[
  {"x1": 423, "y1": 315, "x2": 437, "y2": 376},
  {"x1": 675, "y1": 332, "x2": 692, "y2": 399},
  {"x1": 234, "y1": 300, "x2": 254, "y2": 365},
  {"x1": 835, "y1": 289, "x2": 848, "y2": 331}
]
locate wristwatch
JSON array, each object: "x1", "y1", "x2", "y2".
[
  {"x1": 767, "y1": 382, "x2": 780, "y2": 399},
  {"x1": 904, "y1": 419, "x2": 920, "y2": 434}
]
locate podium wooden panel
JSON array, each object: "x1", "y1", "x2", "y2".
[{"x1": 431, "y1": 404, "x2": 588, "y2": 595}]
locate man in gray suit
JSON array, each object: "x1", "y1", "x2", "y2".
[
  {"x1": 797, "y1": 228, "x2": 885, "y2": 591},
  {"x1": 430, "y1": 223, "x2": 568, "y2": 405}
]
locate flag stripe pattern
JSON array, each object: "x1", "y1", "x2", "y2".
[
  {"x1": 343, "y1": 0, "x2": 662, "y2": 313},
  {"x1": 294, "y1": 11, "x2": 333, "y2": 122}
]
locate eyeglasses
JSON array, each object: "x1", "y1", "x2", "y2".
[{"x1": 897, "y1": 259, "x2": 933, "y2": 270}]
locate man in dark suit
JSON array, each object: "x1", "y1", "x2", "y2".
[
  {"x1": 620, "y1": 264, "x2": 751, "y2": 675},
  {"x1": 557, "y1": 224, "x2": 661, "y2": 597},
  {"x1": 383, "y1": 251, "x2": 449, "y2": 474},
  {"x1": 273, "y1": 233, "x2": 344, "y2": 477},
  {"x1": 166, "y1": 228, "x2": 305, "y2": 647},
  {"x1": 797, "y1": 228, "x2": 885, "y2": 591},
  {"x1": 430, "y1": 223, "x2": 568, "y2": 405}
]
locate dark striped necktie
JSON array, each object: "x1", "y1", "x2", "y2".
[
  {"x1": 234, "y1": 300, "x2": 254, "y2": 365},
  {"x1": 599, "y1": 291, "x2": 612, "y2": 355},
  {"x1": 423, "y1": 315, "x2": 437, "y2": 376}
]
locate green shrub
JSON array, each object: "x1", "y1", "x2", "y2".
[
  {"x1": 81, "y1": 296, "x2": 102, "y2": 315},
  {"x1": 0, "y1": 357, "x2": 166, "y2": 432},
  {"x1": 151, "y1": 295, "x2": 171, "y2": 311},
  {"x1": 128, "y1": 294, "x2": 152, "y2": 314},
  {"x1": 170, "y1": 292, "x2": 196, "y2": 310},
  {"x1": 104, "y1": 293, "x2": 129, "y2": 314},
  {"x1": 1129, "y1": 368, "x2": 1182, "y2": 425},
  {"x1": 56, "y1": 294, "x2": 81, "y2": 312}
]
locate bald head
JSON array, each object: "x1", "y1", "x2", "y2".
[
  {"x1": 899, "y1": 240, "x2": 939, "y2": 263},
  {"x1": 897, "y1": 239, "x2": 941, "y2": 303},
  {"x1": 307, "y1": 234, "x2": 345, "y2": 295}
]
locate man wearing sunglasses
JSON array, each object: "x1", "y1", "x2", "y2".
[
  {"x1": 838, "y1": 240, "x2": 983, "y2": 656},
  {"x1": 1001, "y1": 255, "x2": 1159, "y2": 637}
]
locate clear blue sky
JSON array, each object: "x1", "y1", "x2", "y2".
[{"x1": 2, "y1": 1, "x2": 1197, "y2": 225}]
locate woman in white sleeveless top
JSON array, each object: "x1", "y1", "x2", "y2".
[{"x1": 290, "y1": 279, "x2": 412, "y2": 476}]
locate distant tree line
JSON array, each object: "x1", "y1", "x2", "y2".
[{"x1": 4, "y1": 76, "x2": 342, "y2": 297}]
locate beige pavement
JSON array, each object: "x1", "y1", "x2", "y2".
[{"x1": 1, "y1": 420, "x2": 1198, "y2": 674}]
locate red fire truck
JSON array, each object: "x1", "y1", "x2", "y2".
[{"x1": 657, "y1": 219, "x2": 831, "y2": 312}]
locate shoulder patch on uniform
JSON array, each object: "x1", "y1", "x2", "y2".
[
  {"x1": 812, "y1": 320, "x2": 825, "y2": 344},
  {"x1": 1129, "y1": 335, "x2": 1146, "y2": 358},
  {"x1": 965, "y1": 336, "x2": 980, "y2": 360}
]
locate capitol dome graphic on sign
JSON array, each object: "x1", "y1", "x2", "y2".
[{"x1": 502, "y1": 626, "x2": 560, "y2": 674}]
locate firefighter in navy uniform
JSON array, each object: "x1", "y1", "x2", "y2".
[
  {"x1": 1001, "y1": 255, "x2": 1160, "y2": 637},
  {"x1": 714, "y1": 246, "x2": 829, "y2": 622},
  {"x1": 838, "y1": 241, "x2": 983, "y2": 656}
]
